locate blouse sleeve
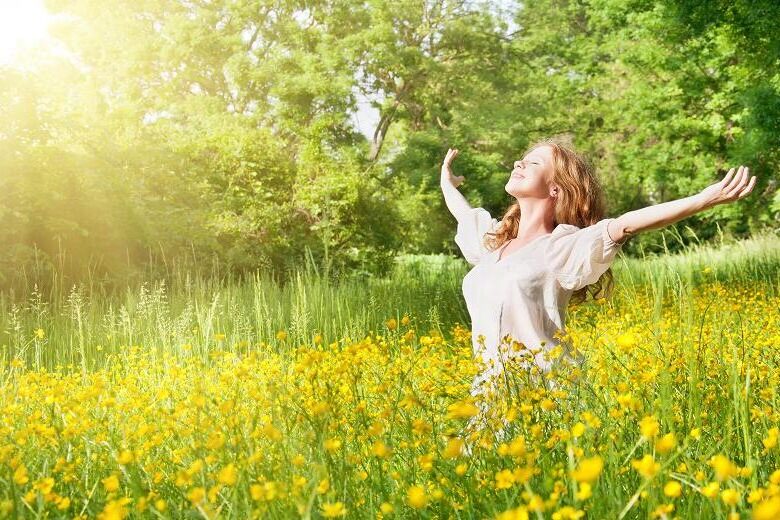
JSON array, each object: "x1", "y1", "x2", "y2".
[
  {"x1": 454, "y1": 207, "x2": 499, "y2": 266},
  {"x1": 546, "y1": 217, "x2": 625, "y2": 291}
]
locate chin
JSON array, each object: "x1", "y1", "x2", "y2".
[{"x1": 505, "y1": 183, "x2": 523, "y2": 198}]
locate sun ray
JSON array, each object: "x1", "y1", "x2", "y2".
[{"x1": 0, "y1": 0, "x2": 53, "y2": 64}]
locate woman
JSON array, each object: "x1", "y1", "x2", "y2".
[{"x1": 440, "y1": 138, "x2": 756, "y2": 405}]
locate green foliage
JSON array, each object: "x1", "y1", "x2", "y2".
[{"x1": 0, "y1": 0, "x2": 777, "y2": 290}]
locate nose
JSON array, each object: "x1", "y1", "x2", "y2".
[{"x1": 514, "y1": 160, "x2": 525, "y2": 169}]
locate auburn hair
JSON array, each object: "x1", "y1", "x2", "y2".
[{"x1": 483, "y1": 137, "x2": 617, "y2": 305}]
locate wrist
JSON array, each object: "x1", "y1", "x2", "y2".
[{"x1": 695, "y1": 192, "x2": 715, "y2": 211}]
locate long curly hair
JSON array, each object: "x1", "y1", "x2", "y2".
[{"x1": 483, "y1": 137, "x2": 617, "y2": 305}]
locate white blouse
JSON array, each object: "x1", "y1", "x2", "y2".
[{"x1": 454, "y1": 207, "x2": 624, "y2": 396}]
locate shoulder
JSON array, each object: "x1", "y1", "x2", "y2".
[
  {"x1": 545, "y1": 218, "x2": 616, "y2": 252},
  {"x1": 551, "y1": 218, "x2": 615, "y2": 238},
  {"x1": 552, "y1": 223, "x2": 580, "y2": 235}
]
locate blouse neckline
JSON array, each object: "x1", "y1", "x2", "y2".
[{"x1": 493, "y1": 232, "x2": 552, "y2": 264}]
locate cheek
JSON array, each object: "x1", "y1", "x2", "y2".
[{"x1": 527, "y1": 175, "x2": 545, "y2": 189}]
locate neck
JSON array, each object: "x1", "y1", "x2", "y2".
[{"x1": 514, "y1": 197, "x2": 556, "y2": 239}]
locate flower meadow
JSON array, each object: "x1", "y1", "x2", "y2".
[{"x1": 1, "y1": 237, "x2": 779, "y2": 519}]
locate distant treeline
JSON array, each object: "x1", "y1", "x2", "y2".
[{"x1": 1, "y1": 0, "x2": 778, "y2": 290}]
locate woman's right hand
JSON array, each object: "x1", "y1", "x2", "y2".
[{"x1": 441, "y1": 148, "x2": 465, "y2": 188}]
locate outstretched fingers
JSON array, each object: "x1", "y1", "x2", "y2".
[
  {"x1": 738, "y1": 174, "x2": 757, "y2": 199},
  {"x1": 721, "y1": 167, "x2": 736, "y2": 188},
  {"x1": 726, "y1": 166, "x2": 749, "y2": 198}
]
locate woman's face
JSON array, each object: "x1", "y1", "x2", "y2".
[{"x1": 505, "y1": 145, "x2": 556, "y2": 199}]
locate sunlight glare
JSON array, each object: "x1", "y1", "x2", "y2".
[{"x1": 0, "y1": 0, "x2": 53, "y2": 64}]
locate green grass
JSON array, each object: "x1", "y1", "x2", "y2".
[{"x1": 1, "y1": 230, "x2": 778, "y2": 373}]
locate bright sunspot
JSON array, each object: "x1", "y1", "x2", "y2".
[{"x1": 0, "y1": 0, "x2": 53, "y2": 64}]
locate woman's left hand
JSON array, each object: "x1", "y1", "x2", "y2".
[{"x1": 699, "y1": 165, "x2": 757, "y2": 208}]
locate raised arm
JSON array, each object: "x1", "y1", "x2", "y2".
[
  {"x1": 440, "y1": 148, "x2": 473, "y2": 221},
  {"x1": 607, "y1": 165, "x2": 757, "y2": 244}
]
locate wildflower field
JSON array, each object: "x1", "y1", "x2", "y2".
[{"x1": 1, "y1": 234, "x2": 779, "y2": 519}]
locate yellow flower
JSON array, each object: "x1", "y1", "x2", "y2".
[
  {"x1": 753, "y1": 497, "x2": 780, "y2": 520},
  {"x1": 496, "y1": 506, "x2": 530, "y2": 520},
  {"x1": 551, "y1": 506, "x2": 585, "y2": 520},
  {"x1": 411, "y1": 419, "x2": 431, "y2": 436},
  {"x1": 217, "y1": 464, "x2": 238, "y2": 486},
  {"x1": 385, "y1": 318, "x2": 397, "y2": 330},
  {"x1": 655, "y1": 432, "x2": 677, "y2": 454},
  {"x1": 721, "y1": 488, "x2": 739, "y2": 506},
  {"x1": 663, "y1": 481, "x2": 682, "y2": 498},
  {"x1": 117, "y1": 450, "x2": 134, "y2": 465},
  {"x1": 540, "y1": 399, "x2": 556, "y2": 411},
  {"x1": 575, "y1": 482, "x2": 592, "y2": 501},
  {"x1": 13, "y1": 464, "x2": 29, "y2": 485},
  {"x1": 250, "y1": 484, "x2": 263, "y2": 501},
  {"x1": 97, "y1": 497, "x2": 131, "y2": 520},
  {"x1": 324, "y1": 438, "x2": 342, "y2": 452},
  {"x1": 527, "y1": 494, "x2": 546, "y2": 512},
  {"x1": 380, "y1": 502, "x2": 394, "y2": 514},
  {"x1": 616, "y1": 332, "x2": 638, "y2": 350},
  {"x1": 652, "y1": 504, "x2": 674, "y2": 517},
  {"x1": 495, "y1": 469, "x2": 515, "y2": 490},
  {"x1": 512, "y1": 467, "x2": 533, "y2": 484},
  {"x1": 214, "y1": 333, "x2": 226, "y2": 341},
  {"x1": 407, "y1": 485, "x2": 427, "y2": 509},
  {"x1": 762, "y1": 428, "x2": 779, "y2": 451},
  {"x1": 616, "y1": 393, "x2": 640, "y2": 411},
  {"x1": 571, "y1": 422, "x2": 586, "y2": 438},
  {"x1": 321, "y1": 502, "x2": 347, "y2": 517},
  {"x1": 316, "y1": 479, "x2": 330, "y2": 494},
  {"x1": 187, "y1": 486, "x2": 206, "y2": 504},
  {"x1": 33, "y1": 477, "x2": 55, "y2": 494},
  {"x1": 700, "y1": 481, "x2": 720, "y2": 499},
  {"x1": 455, "y1": 464, "x2": 468, "y2": 476},
  {"x1": 207, "y1": 484, "x2": 221, "y2": 503},
  {"x1": 689, "y1": 428, "x2": 701, "y2": 439},
  {"x1": 418, "y1": 452, "x2": 435, "y2": 471},
  {"x1": 509, "y1": 436, "x2": 527, "y2": 457},
  {"x1": 631, "y1": 455, "x2": 660, "y2": 479},
  {"x1": 748, "y1": 489, "x2": 765, "y2": 504},
  {"x1": 276, "y1": 330, "x2": 287, "y2": 341},
  {"x1": 710, "y1": 454, "x2": 739, "y2": 481},
  {"x1": 571, "y1": 456, "x2": 603, "y2": 484},
  {"x1": 446, "y1": 400, "x2": 480, "y2": 420},
  {"x1": 371, "y1": 441, "x2": 392, "y2": 458},
  {"x1": 102, "y1": 474, "x2": 120, "y2": 493},
  {"x1": 443, "y1": 438, "x2": 464, "y2": 459},
  {"x1": 639, "y1": 415, "x2": 659, "y2": 439},
  {"x1": 34, "y1": 328, "x2": 45, "y2": 339}
]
